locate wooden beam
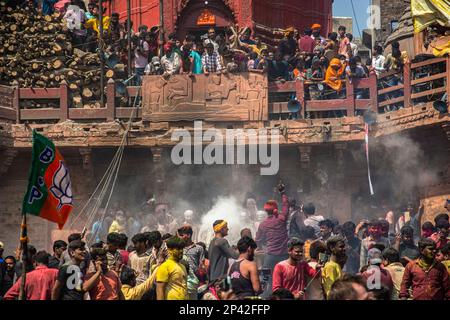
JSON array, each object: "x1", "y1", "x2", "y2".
[
  {"x1": 411, "y1": 87, "x2": 446, "y2": 100},
  {"x1": 116, "y1": 107, "x2": 142, "y2": 119},
  {"x1": 305, "y1": 99, "x2": 348, "y2": 111},
  {"x1": 403, "y1": 63, "x2": 412, "y2": 109},
  {"x1": 13, "y1": 86, "x2": 19, "y2": 124},
  {"x1": 20, "y1": 109, "x2": 60, "y2": 120},
  {"x1": 377, "y1": 69, "x2": 398, "y2": 79},
  {"x1": 355, "y1": 100, "x2": 372, "y2": 109},
  {"x1": 59, "y1": 82, "x2": 68, "y2": 122},
  {"x1": 346, "y1": 78, "x2": 355, "y2": 116},
  {"x1": 19, "y1": 88, "x2": 60, "y2": 99},
  {"x1": 106, "y1": 79, "x2": 115, "y2": 122},
  {"x1": 411, "y1": 57, "x2": 447, "y2": 69},
  {"x1": 0, "y1": 106, "x2": 16, "y2": 120},
  {"x1": 378, "y1": 96, "x2": 405, "y2": 107},
  {"x1": 68, "y1": 108, "x2": 108, "y2": 119},
  {"x1": 295, "y1": 80, "x2": 305, "y2": 118},
  {"x1": 378, "y1": 84, "x2": 404, "y2": 95},
  {"x1": 368, "y1": 74, "x2": 378, "y2": 113},
  {"x1": 411, "y1": 72, "x2": 447, "y2": 85}
]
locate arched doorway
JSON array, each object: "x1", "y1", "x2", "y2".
[{"x1": 175, "y1": 0, "x2": 235, "y2": 41}]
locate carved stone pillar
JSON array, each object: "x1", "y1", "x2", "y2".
[
  {"x1": 334, "y1": 143, "x2": 347, "y2": 185},
  {"x1": 298, "y1": 146, "x2": 312, "y2": 194},
  {"x1": 151, "y1": 147, "x2": 166, "y2": 204},
  {"x1": 79, "y1": 148, "x2": 93, "y2": 171},
  {"x1": 298, "y1": 146, "x2": 311, "y2": 169},
  {"x1": 78, "y1": 147, "x2": 95, "y2": 191}
]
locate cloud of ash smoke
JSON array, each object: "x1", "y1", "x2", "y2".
[
  {"x1": 197, "y1": 195, "x2": 248, "y2": 245},
  {"x1": 373, "y1": 133, "x2": 440, "y2": 205}
]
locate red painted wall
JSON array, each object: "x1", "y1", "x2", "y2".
[
  {"x1": 252, "y1": 0, "x2": 333, "y2": 34},
  {"x1": 108, "y1": 0, "x2": 332, "y2": 38}
]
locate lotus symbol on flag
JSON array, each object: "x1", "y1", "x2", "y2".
[{"x1": 50, "y1": 161, "x2": 73, "y2": 210}]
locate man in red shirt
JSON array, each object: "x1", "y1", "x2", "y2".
[
  {"x1": 400, "y1": 238, "x2": 450, "y2": 300},
  {"x1": 4, "y1": 251, "x2": 58, "y2": 300},
  {"x1": 85, "y1": 248, "x2": 125, "y2": 300},
  {"x1": 298, "y1": 28, "x2": 315, "y2": 54},
  {"x1": 272, "y1": 237, "x2": 320, "y2": 299},
  {"x1": 256, "y1": 184, "x2": 290, "y2": 298}
]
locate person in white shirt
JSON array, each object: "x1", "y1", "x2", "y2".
[
  {"x1": 203, "y1": 28, "x2": 219, "y2": 52},
  {"x1": 160, "y1": 43, "x2": 181, "y2": 76},
  {"x1": 134, "y1": 34, "x2": 150, "y2": 84},
  {"x1": 371, "y1": 45, "x2": 386, "y2": 76},
  {"x1": 346, "y1": 33, "x2": 358, "y2": 58},
  {"x1": 302, "y1": 202, "x2": 324, "y2": 237}
]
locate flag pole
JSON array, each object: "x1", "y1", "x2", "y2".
[{"x1": 18, "y1": 212, "x2": 28, "y2": 300}]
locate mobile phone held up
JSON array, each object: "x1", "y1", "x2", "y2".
[{"x1": 319, "y1": 253, "x2": 330, "y2": 264}]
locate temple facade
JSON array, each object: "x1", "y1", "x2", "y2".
[{"x1": 108, "y1": 0, "x2": 333, "y2": 40}]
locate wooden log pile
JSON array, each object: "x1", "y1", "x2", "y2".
[{"x1": 0, "y1": 3, "x2": 114, "y2": 108}]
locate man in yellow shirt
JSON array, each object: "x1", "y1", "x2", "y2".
[
  {"x1": 382, "y1": 247, "x2": 405, "y2": 300},
  {"x1": 156, "y1": 236, "x2": 188, "y2": 300},
  {"x1": 84, "y1": 4, "x2": 110, "y2": 35},
  {"x1": 322, "y1": 235, "x2": 347, "y2": 299},
  {"x1": 246, "y1": 36, "x2": 268, "y2": 57},
  {"x1": 120, "y1": 266, "x2": 158, "y2": 300},
  {"x1": 109, "y1": 211, "x2": 127, "y2": 234}
]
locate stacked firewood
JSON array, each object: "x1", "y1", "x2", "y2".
[{"x1": 0, "y1": 3, "x2": 123, "y2": 108}]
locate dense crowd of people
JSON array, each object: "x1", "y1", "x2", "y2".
[
  {"x1": 15, "y1": 0, "x2": 413, "y2": 103},
  {"x1": 1, "y1": 183, "x2": 449, "y2": 301}
]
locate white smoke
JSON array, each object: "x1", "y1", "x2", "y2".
[
  {"x1": 374, "y1": 133, "x2": 440, "y2": 203},
  {"x1": 197, "y1": 195, "x2": 247, "y2": 246}
]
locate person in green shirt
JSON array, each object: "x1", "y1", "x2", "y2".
[{"x1": 322, "y1": 235, "x2": 347, "y2": 299}]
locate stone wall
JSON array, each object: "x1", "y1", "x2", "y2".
[{"x1": 378, "y1": 0, "x2": 409, "y2": 44}]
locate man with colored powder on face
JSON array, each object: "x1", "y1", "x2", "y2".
[
  {"x1": 156, "y1": 236, "x2": 188, "y2": 300},
  {"x1": 272, "y1": 237, "x2": 321, "y2": 300},
  {"x1": 360, "y1": 219, "x2": 391, "y2": 268},
  {"x1": 399, "y1": 238, "x2": 450, "y2": 300}
]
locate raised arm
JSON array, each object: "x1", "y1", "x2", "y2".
[{"x1": 220, "y1": 239, "x2": 239, "y2": 260}]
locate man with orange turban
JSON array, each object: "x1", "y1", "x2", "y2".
[{"x1": 311, "y1": 23, "x2": 326, "y2": 46}]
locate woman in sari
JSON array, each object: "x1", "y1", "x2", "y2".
[{"x1": 324, "y1": 58, "x2": 345, "y2": 93}]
